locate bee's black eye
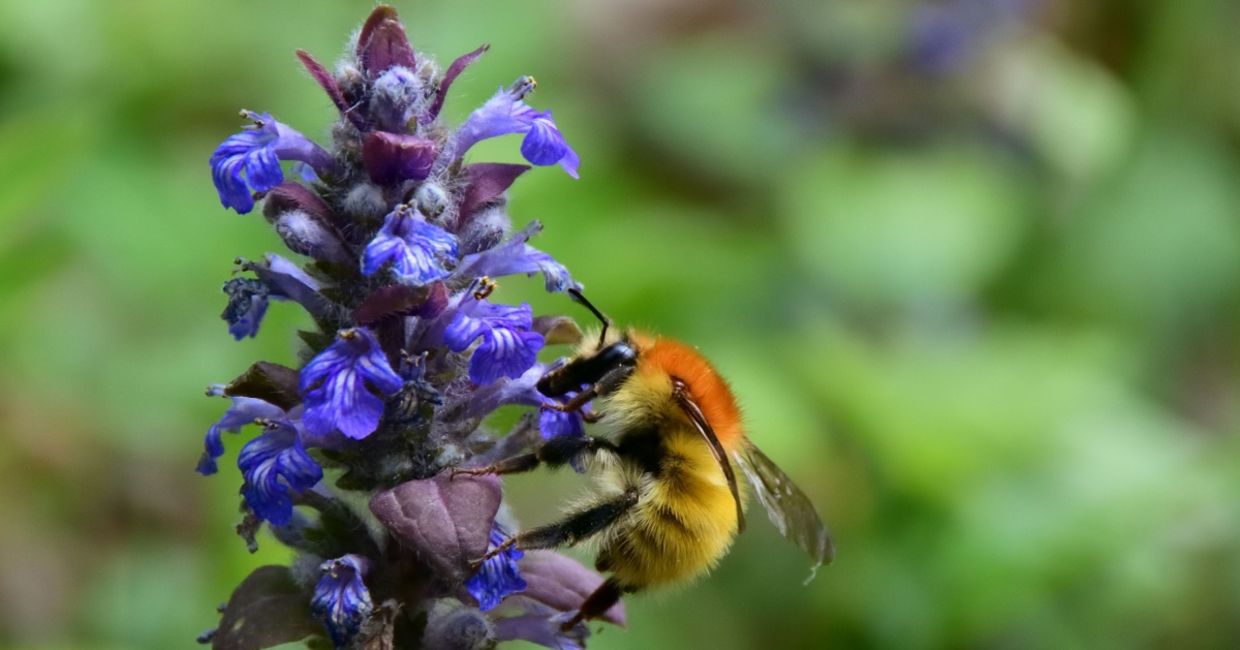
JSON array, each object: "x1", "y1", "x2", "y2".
[{"x1": 596, "y1": 342, "x2": 637, "y2": 368}]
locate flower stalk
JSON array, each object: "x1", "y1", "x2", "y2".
[{"x1": 198, "y1": 7, "x2": 612, "y2": 649}]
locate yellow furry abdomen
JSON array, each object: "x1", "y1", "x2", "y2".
[
  {"x1": 597, "y1": 426, "x2": 742, "y2": 590},
  {"x1": 584, "y1": 351, "x2": 745, "y2": 590}
]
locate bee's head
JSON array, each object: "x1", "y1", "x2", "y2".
[{"x1": 536, "y1": 290, "x2": 638, "y2": 398}]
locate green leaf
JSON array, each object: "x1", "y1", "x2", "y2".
[{"x1": 212, "y1": 566, "x2": 322, "y2": 650}]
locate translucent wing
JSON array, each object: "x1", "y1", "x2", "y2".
[{"x1": 733, "y1": 444, "x2": 834, "y2": 570}]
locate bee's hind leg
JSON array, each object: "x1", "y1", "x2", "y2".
[
  {"x1": 560, "y1": 578, "x2": 633, "y2": 631},
  {"x1": 475, "y1": 490, "x2": 639, "y2": 569}
]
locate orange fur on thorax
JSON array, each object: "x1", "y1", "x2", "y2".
[{"x1": 632, "y1": 333, "x2": 745, "y2": 452}]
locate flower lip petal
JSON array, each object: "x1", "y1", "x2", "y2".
[
  {"x1": 311, "y1": 554, "x2": 374, "y2": 648},
  {"x1": 300, "y1": 328, "x2": 403, "y2": 440},
  {"x1": 196, "y1": 394, "x2": 285, "y2": 475},
  {"x1": 361, "y1": 206, "x2": 459, "y2": 286},
  {"x1": 539, "y1": 394, "x2": 589, "y2": 440},
  {"x1": 470, "y1": 328, "x2": 544, "y2": 385},
  {"x1": 450, "y1": 79, "x2": 579, "y2": 177},
  {"x1": 444, "y1": 300, "x2": 545, "y2": 385},
  {"x1": 520, "y1": 115, "x2": 568, "y2": 166},
  {"x1": 209, "y1": 113, "x2": 336, "y2": 214},
  {"x1": 466, "y1": 524, "x2": 527, "y2": 611},
  {"x1": 453, "y1": 222, "x2": 579, "y2": 293},
  {"x1": 237, "y1": 421, "x2": 322, "y2": 524},
  {"x1": 557, "y1": 143, "x2": 581, "y2": 179}
]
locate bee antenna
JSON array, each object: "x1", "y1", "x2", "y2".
[{"x1": 567, "y1": 287, "x2": 610, "y2": 348}]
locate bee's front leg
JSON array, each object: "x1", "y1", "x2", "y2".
[
  {"x1": 449, "y1": 453, "x2": 540, "y2": 480},
  {"x1": 541, "y1": 365, "x2": 634, "y2": 415},
  {"x1": 451, "y1": 434, "x2": 618, "y2": 480}
]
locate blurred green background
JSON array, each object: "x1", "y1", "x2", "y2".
[{"x1": 2, "y1": 0, "x2": 1238, "y2": 648}]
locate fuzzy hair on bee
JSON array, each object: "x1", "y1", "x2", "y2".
[{"x1": 455, "y1": 289, "x2": 833, "y2": 630}]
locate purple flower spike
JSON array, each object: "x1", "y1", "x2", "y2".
[
  {"x1": 197, "y1": 388, "x2": 286, "y2": 475},
  {"x1": 362, "y1": 131, "x2": 438, "y2": 185},
  {"x1": 452, "y1": 78, "x2": 580, "y2": 177},
  {"x1": 237, "y1": 420, "x2": 323, "y2": 525},
  {"x1": 455, "y1": 222, "x2": 578, "y2": 293},
  {"x1": 466, "y1": 524, "x2": 527, "y2": 611},
  {"x1": 209, "y1": 111, "x2": 336, "y2": 214},
  {"x1": 197, "y1": 7, "x2": 634, "y2": 641},
  {"x1": 445, "y1": 300, "x2": 545, "y2": 385},
  {"x1": 311, "y1": 555, "x2": 374, "y2": 649},
  {"x1": 362, "y1": 205, "x2": 459, "y2": 286},
  {"x1": 300, "y1": 328, "x2": 403, "y2": 440}
]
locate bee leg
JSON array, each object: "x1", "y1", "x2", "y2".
[
  {"x1": 560, "y1": 578, "x2": 629, "y2": 631},
  {"x1": 542, "y1": 366, "x2": 634, "y2": 414},
  {"x1": 450, "y1": 453, "x2": 540, "y2": 479},
  {"x1": 493, "y1": 491, "x2": 639, "y2": 557},
  {"x1": 471, "y1": 536, "x2": 517, "y2": 567},
  {"x1": 452, "y1": 435, "x2": 618, "y2": 479}
]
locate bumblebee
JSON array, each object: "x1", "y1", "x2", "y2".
[{"x1": 458, "y1": 290, "x2": 833, "y2": 629}]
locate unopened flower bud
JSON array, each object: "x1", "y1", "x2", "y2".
[
  {"x1": 342, "y1": 181, "x2": 389, "y2": 221},
  {"x1": 335, "y1": 62, "x2": 366, "y2": 107},
  {"x1": 458, "y1": 206, "x2": 511, "y2": 255},
  {"x1": 424, "y1": 601, "x2": 495, "y2": 650},
  {"x1": 274, "y1": 210, "x2": 351, "y2": 265},
  {"x1": 415, "y1": 182, "x2": 450, "y2": 220},
  {"x1": 370, "y1": 66, "x2": 423, "y2": 132}
]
